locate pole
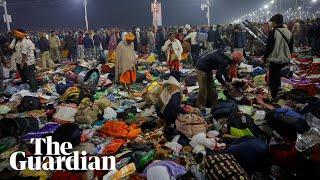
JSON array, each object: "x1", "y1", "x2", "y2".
[
  {"x1": 84, "y1": 0, "x2": 88, "y2": 31},
  {"x1": 3, "y1": 1, "x2": 10, "y2": 31},
  {"x1": 153, "y1": 0, "x2": 157, "y2": 33},
  {"x1": 207, "y1": 4, "x2": 210, "y2": 26}
]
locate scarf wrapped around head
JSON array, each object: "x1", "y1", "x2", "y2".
[
  {"x1": 14, "y1": 29, "x2": 27, "y2": 38},
  {"x1": 231, "y1": 51, "x2": 244, "y2": 63},
  {"x1": 229, "y1": 51, "x2": 244, "y2": 79},
  {"x1": 158, "y1": 76, "x2": 182, "y2": 113},
  {"x1": 125, "y1": 32, "x2": 135, "y2": 41}
]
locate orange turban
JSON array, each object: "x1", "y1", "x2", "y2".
[
  {"x1": 14, "y1": 29, "x2": 27, "y2": 38},
  {"x1": 231, "y1": 51, "x2": 244, "y2": 63},
  {"x1": 125, "y1": 32, "x2": 135, "y2": 41}
]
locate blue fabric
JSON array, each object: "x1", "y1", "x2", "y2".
[
  {"x1": 224, "y1": 137, "x2": 268, "y2": 172},
  {"x1": 83, "y1": 36, "x2": 94, "y2": 48},
  {"x1": 251, "y1": 67, "x2": 267, "y2": 77},
  {"x1": 233, "y1": 32, "x2": 247, "y2": 48}
]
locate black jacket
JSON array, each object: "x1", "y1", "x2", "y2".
[
  {"x1": 39, "y1": 38, "x2": 50, "y2": 52},
  {"x1": 196, "y1": 50, "x2": 231, "y2": 86}
]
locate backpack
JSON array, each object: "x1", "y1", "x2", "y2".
[
  {"x1": 267, "y1": 108, "x2": 310, "y2": 140},
  {"x1": 17, "y1": 96, "x2": 41, "y2": 113},
  {"x1": 196, "y1": 32, "x2": 208, "y2": 43},
  {"x1": 205, "y1": 154, "x2": 249, "y2": 180},
  {"x1": 211, "y1": 100, "x2": 238, "y2": 119}
]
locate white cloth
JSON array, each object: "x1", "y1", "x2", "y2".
[
  {"x1": 103, "y1": 107, "x2": 117, "y2": 120},
  {"x1": 147, "y1": 166, "x2": 171, "y2": 180},
  {"x1": 184, "y1": 32, "x2": 198, "y2": 45},
  {"x1": 21, "y1": 38, "x2": 36, "y2": 66},
  {"x1": 162, "y1": 39, "x2": 183, "y2": 61}
]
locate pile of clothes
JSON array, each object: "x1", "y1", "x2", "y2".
[{"x1": 0, "y1": 49, "x2": 319, "y2": 180}]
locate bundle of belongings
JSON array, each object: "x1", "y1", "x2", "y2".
[{"x1": 0, "y1": 44, "x2": 319, "y2": 180}]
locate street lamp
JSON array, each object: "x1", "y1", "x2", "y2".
[{"x1": 264, "y1": 4, "x2": 269, "y2": 9}]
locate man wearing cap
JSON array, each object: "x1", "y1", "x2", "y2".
[
  {"x1": 196, "y1": 50, "x2": 244, "y2": 109},
  {"x1": 264, "y1": 14, "x2": 293, "y2": 101},
  {"x1": 115, "y1": 32, "x2": 137, "y2": 92},
  {"x1": 14, "y1": 29, "x2": 38, "y2": 92}
]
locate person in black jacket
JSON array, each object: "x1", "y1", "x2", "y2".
[
  {"x1": 38, "y1": 33, "x2": 55, "y2": 70},
  {"x1": 264, "y1": 14, "x2": 293, "y2": 100},
  {"x1": 64, "y1": 31, "x2": 77, "y2": 62},
  {"x1": 196, "y1": 50, "x2": 244, "y2": 109}
]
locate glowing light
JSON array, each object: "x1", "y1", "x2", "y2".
[{"x1": 271, "y1": 0, "x2": 275, "y2": 4}]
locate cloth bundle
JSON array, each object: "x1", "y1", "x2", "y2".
[
  {"x1": 60, "y1": 87, "x2": 80, "y2": 102},
  {"x1": 98, "y1": 120, "x2": 142, "y2": 139},
  {"x1": 175, "y1": 114, "x2": 208, "y2": 138},
  {"x1": 75, "y1": 98, "x2": 101, "y2": 125}
]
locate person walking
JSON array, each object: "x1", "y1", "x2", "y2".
[
  {"x1": 264, "y1": 14, "x2": 293, "y2": 101},
  {"x1": 184, "y1": 28, "x2": 200, "y2": 65},
  {"x1": 162, "y1": 32, "x2": 183, "y2": 72},
  {"x1": 93, "y1": 31, "x2": 102, "y2": 58},
  {"x1": 77, "y1": 31, "x2": 85, "y2": 59}
]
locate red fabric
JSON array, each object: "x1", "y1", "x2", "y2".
[
  {"x1": 294, "y1": 84, "x2": 317, "y2": 96},
  {"x1": 169, "y1": 60, "x2": 180, "y2": 71},
  {"x1": 103, "y1": 139, "x2": 126, "y2": 155},
  {"x1": 270, "y1": 144, "x2": 297, "y2": 168},
  {"x1": 228, "y1": 64, "x2": 237, "y2": 79},
  {"x1": 120, "y1": 70, "x2": 137, "y2": 85},
  {"x1": 101, "y1": 64, "x2": 115, "y2": 74},
  {"x1": 51, "y1": 171, "x2": 84, "y2": 180}
]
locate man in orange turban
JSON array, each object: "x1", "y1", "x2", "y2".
[{"x1": 115, "y1": 32, "x2": 137, "y2": 92}]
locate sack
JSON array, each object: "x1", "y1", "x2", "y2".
[
  {"x1": 211, "y1": 100, "x2": 238, "y2": 119},
  {"x1": 205, "y1": 154, "x2": 249, "y2": 180},
  {"x1": 17, "y1": 96, "x2": 41, "y2": 113},
  {"x1": 53, "y1": 103, "x2": 78, "y2": 124},
  {"x1": 0, "y1": 117, "x2": 39, "y2": 138},
  {"x1": 196, "y1": 32, "x2": 208, "y2": 43},
  {"x1": 75, "y1": 98, "x2": 100, "y2": 125},
  {"x1": 52, "y1": 123, "x2": 82, "y2": 146},
  {"x1": 267, "y1": 108, "x2": 310, "y2": 140},
  {"x1": 224, "y1": 137, "x2": 268, "y2": 172},
  {"x1": 175, "y1": 114, "x2": 207, "y2": 138}
]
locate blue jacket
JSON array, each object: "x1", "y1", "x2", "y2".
[{"x1": 83, "y1": 36, "x2": 94, "y2": 49}]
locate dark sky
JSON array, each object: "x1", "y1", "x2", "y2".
[{"x1": 0, "y1": 0, "x2": 300, "y2": 30}]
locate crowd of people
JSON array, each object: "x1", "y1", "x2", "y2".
[{"x1": 0, "y1": 13, "x2": 319, "y2": 179}]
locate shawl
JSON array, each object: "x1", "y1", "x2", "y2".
[
  {"x1": 115, "y1": 41, "x2": 136, "y2": 82},
  {"x1": 158, "y1": 76, "x2": 182, "y2": 113}
]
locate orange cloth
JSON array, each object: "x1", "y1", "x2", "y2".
[
  {"x1": 109, "y1": 51, "x2": 116, "y2": 63},
  {"x1": 169, "y1": 60, "x2": 180, "y2": 71},
  {"x1": 232, "y1": 51, "x2": 244, "y2": 63},
  {"x1": 99, "y1": 121, "x2": 142, "y2": 139},
  {"x1": 120, "y1": 70, "x2": 136, "y2": 85},
  {"x1": 14, "y1": 30, "x2": 27, "y2": 38},
  {"x1": 125, "y1": 33, "x2": 135, "y2": 41},
  {"x1": 103, "y1": 139, "x2": 126, "y2": 155},
  {"x1": 228, "y1": 63, "x2": 238, "y2": 79}
]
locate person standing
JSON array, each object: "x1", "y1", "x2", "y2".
[
  {"x1": 93, "y1": 31, "x2": 102, "y2": 58},
  {"x1": 292, "y1": 19, "x2": 301, "y2": 47},
  {"x1": 264, "y1": 14, "x2": 293, "y2": 101},
  {"x1": 38, "y1": 32, "x2": 55, "y2": 70},
  {"x1": 162, "y1": 32, "x2": 183, "y2": 72},
  {"x1": 147, "y1": 28, "x2": 155, "y2": 53},
  {"x1": 115, "y1": 33, "x2": 137, "y2": 92},
  {"x1": 64, "y1": 31, "x2": 77, "y2": 62},
  {"x1": 15, "y1": 29, "x2": 38, "y2": 92},
  {"x1": 184, "y1": 28, "x2": 199, "y2": 65},
  {"x1": 83, "y1": 32, "x2": 94, "y2": 61},
  {"x1": 77, "y1": 31, "x2": 85, "y2": 59},
  {"x1": 196, "y1": 50, "x2": 244, "y2": 109},
  {"x1": 48, "y1": 31, "x2": 61, "y2": 63}
]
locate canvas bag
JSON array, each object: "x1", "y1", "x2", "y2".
[
  {"x1": 175, "y1": 114, "x2": 207, "y2": 138},
  {"x1": 205, "y1": 154, "x2": 249, "y2": 180}
]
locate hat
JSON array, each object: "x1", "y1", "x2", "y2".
[
  {"x1": 125, "y1": 32, "x2": 135, "y2": 41},
  {"x1": 231, "y1": 51, "x2": 244, "y2": 63}
]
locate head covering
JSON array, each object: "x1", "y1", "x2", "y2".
[
  {"x1": 231, "y1": 51, "x2": 244, "y2": 63},
  {"x1": 163, "y1": 76, "x2": 181, "y2": 90},
  {"x1": 121, "y1": 32, "x2": 128, "y2": 41},
  {"x1": 125, "y1": 32, "x2": 135, "y2": 41},
  {"x1": 14, "y1": 29, "x2": 27, "y2": 38}
]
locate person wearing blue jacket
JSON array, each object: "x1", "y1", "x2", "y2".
[
  {"x1": 232, "y1": 26, "x2": 247, "y2": 49},
  {"x1": 83, "y1": 33, "x2": 94, "y2": 60}
]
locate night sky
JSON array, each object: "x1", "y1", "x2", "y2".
[{"x1": 0, "y1": 0, "x2": 303, "y2": 30}]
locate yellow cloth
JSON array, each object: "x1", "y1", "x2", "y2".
[
  {"x1": 112, "y1": 163, "x2": 136, "y2": 180},
  {"x1": 20, "y1": 169, "x2": 48, "y2": 180}
]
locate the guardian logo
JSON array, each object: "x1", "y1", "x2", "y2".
[{"x1": 10, "y1": 136, "x2": 116, "y2": 171}]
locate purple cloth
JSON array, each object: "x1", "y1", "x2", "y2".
[
  {"x1": 142, "y1": 160, "x2": 187, "y2": 178},
  {"x1": 22, "y1": 123, "x2": 59, "y2": 141}
]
